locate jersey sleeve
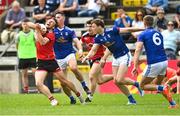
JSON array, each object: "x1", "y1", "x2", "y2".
[
  {"x1": 112, "y1": 26, "x2": 119, "y2": 34},
  {"x1": 71, "y1": 30, "x2": 77, "y2": 39},
  {"x1": 137, "y1": 32, "x2": 145, "y2": 42},
  {"x1": 94, "y1": 36, "x2": 103, "y2": 45}
]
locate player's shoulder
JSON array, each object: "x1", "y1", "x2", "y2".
[
  {"x1": 82, "y1": 31, "x2": 89, "y2": 37},
  {"x1": 46, "y1": 31, "x2": 55, "y2": 38},
  {"x1": 64, "y1": 26, "x2": 74, "y2": 32}
]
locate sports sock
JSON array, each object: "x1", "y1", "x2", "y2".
[
  {"x1": 76, "y1": 92, "x2": 80, "y2": 97},
  {"x1": 81, "y1": 81, "x2": 87, "y2": 88},
  {"x1": 48, "y1": 96, "x2": 55, "y2": 101},
  {"x1": 128, "y1": 94, "x2": 136, "y2": 102},
  {"x1": 157, "y1": 85, "x2": 164, "y2": 92},
  {"x1": 69, "y1": 96, "x2": 75, "y2": 101},
  {"x1": 169, "y1": 101, "x2": 176, "y2": 106},
  {"x1": 134, "y1": 82, "x2": 139, "y2": 88}
]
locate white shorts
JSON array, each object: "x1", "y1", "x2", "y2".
[
  {"x1": 112, "y1": 52, "x2": 132, "y2": 67},
  {"x1": 56, "y1": 53, "x2": 76, "y2": 70},
  {"x1": 142, "y1": 60, "x2": 168, "y2": 78}
]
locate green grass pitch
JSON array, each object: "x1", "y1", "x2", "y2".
[{"x1": 0, "y1": 93, "x2": 180, "y2": 115}]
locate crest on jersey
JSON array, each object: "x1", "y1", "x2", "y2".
[
  {"x1": 104, "y1": 41, "x2": 115, "y2": 47},
  {"x1": 56, "y1": 36, "x2": 68, "y2": 43}
]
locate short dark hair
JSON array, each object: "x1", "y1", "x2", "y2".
[
  {"x1": 22, "y1": 18, "x2": 30, "y2": 22},
  {"x1": 143, "y1": 15, "x2": 154, "y2": 27},
  {"x1": 86, "y1": 19, "x2": 93, "y2": 25},
  {"x1": 91, "y1": 19, "x2": 104, "y2": 28},
  {"x1": 54, "y1": 11, "x2": 65, "y2": 17}
]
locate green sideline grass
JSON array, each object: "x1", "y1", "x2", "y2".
[{"x1": 0, "y1": 94, "x2": 180, "y2": 115}]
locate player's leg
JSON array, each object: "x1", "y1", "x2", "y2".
[
  {"x1": 68, "y1": 54, "x2": 91, "y2": 94},
  {"x1": 96, "y1": 64, "x2": 113, "y2": 84},
  {"x1": 113, "y1": 65, "x2": 137, "y2": 104},
  {"x1": 113, "y1": 53, "x2": 143, "y2": 96},
  {"x1": 56, "y1": 59, "x2": 77, "y2": 104},
  {"x1": 18, "y1": 59, "x2": 29, "y2": 93},
  {"x1": 54, "y1": 70, "x2": 84, "y2": 104},
  {"x1": 62, "y1": 69, "x2": 77, "y2": 104},
  {"x1": 35, "y1": 70, "x2": 58, "y2": 106},
  {"x1": 114, "y1": 52, "x2": 144, "y2": 96},
  {"x1": 21, "y1": 68, "x2": 29, "y2": 93},
  {"x1": 166, "y1": 75, "x2": 177, "y2": 86},
  {"x1": 85, "y1": 62, "x2": 100, "y2": 102}
]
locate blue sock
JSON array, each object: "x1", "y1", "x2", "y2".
[
  {"x1": 157, "y1": 85, "x2": 164, "y2": 92},
  {"x1": 134, "y1": 82, "x2": 139, "y2": 88},
  {"x1": 81, "y1": 81, "x2": 87, "y2": 88},
  {"x1": 69, "y1": 96, "x2": 75, "y2": 101},
  {"x1": 169, "y1": 101, "x2": 176, "y2": 106},
  {"x1": 128, "y1": 94, "x2": 136, "y2": 103}
]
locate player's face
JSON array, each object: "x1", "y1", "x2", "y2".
[
  {"x1": 91, "y1": 23, "x2": 99, "y2": 34},
  {"x1": 22, "y1": 22, "x2": 30, "y2": 31},
  {"x1": 45, "y1": 18, "x2": 55, "y2": 29},
  {"x1": 55, "y1": 14, "x2": 65, "y2": 26},
  {"x1": 86, "y1": 24, "x2": 93, "y2": 35}
]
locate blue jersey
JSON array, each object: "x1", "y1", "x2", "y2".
[
  {"x1": 94, "y1": 27, "x2": 129, "y2": 59},
  {"x1": 138, "y1": 27, "x2": 167, "y2": 64},
  {"x1": 54, "y1": 26, "x2": 77, "y2": 59}
]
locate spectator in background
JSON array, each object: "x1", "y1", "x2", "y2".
[
  {"x1": 1, "y1": 1, "x2": 26, "y2": 44},
  {"x1": 131, "y1": 9, "x2": 145, "y2": 38},
  {"x1": 174, "y1": 5, "x2": 180, "y2": 29},
  {"x1": 28, "y1": 0, "x2": 38, "y2": 6},
  {"x1": 161, "y1": 21, "x2": 180, "y2": 59},
  {"x1": 46, "y1": 0, "x2": 60, "y2": 12},
  {"x1": 153, "y1": 8, "x2": 168, "y2": 32},
  {"x1": 78, "y1": 0, "x2": 87, "y2": 5},
  {"x1": 114, "y1": 8, "x2": 132, "y2": 41},
  {"x1": 78, "y1": 0, "x2": 109, "y2": 17},
  {"x1": 32, "y1": 0, "x2": 50, "y2": 24},
  {"x1": 144, "y1": 0, "x2": 168, "y2": 15},
  {"x1": 58, "y1": 0, "x2": 79, "y2": 17},
  {"x1": 16, "y1": 19, "x2": 36, "y2": 93}
]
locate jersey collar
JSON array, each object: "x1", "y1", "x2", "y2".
[{"x1": 57, "y1": 26, "x2": 65, "y2": 31}]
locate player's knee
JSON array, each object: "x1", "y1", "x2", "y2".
[
  {"x1": 35, "y1": 81, "x2": 43, "y2": 88},
  {"x1": 70, "y1": 66, "x2": 78, "y2": 72},
  {"x1": 114, "y1": 77, "x2": 124, "y2": 85}
]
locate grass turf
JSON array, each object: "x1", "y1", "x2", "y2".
[{"x1": 0, "y1": 93, "x2": 180, "y2": 115}]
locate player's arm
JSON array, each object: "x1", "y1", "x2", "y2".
[
  {"x1": 26, "y1": 22, "x2": 36, "y2": 29},
  {"x1": 73, "y1": 38, "x2": 83, "y2": 58},
  {"x1": 34, "y1": 24, "x2": 49, "y2": 45},
  {"x1": 82, "y1": 44, "x2": 100, "y2": 63},
  {"x1": 119, "y1": 27, "x2": 144, "y2": 33},
  {"x1": 100, "y1": 48, "x2": 112, "y2": 68},
  {"x1": 101, "y1": 48, "x2": 112, "y2": 61},
  {"x1": 132, "y1": 41, "x2": 143, "y2": 76}
]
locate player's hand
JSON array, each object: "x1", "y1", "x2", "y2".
[
  {"x1": 78, "y1": 49, "x2": 83, "y2": 59},
  {"x1": 100, "y1": 59, "x2": 106, "y2": 68},
  {"x1": 132, "y1": 68, "x2": 138, "y2": 77}
]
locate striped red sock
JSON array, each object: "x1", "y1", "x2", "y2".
[
  {"x1": 76, "y1": 92, "x2": 80, "y2": 97},
  {"x1": 48, "y1": 96, "x2": 55, "y2": 101}
]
